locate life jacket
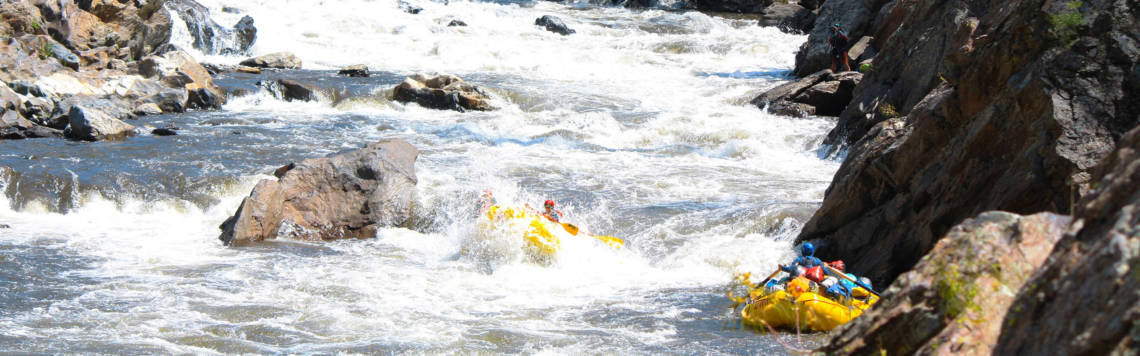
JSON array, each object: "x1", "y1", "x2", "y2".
[
  {"x1": 542, "y1": 210, "x2": 561, "y2": 222},
  {"x1": 804, "y1": 265, "x2": 825, "y2": 283}
]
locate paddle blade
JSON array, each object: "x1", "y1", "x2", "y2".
[
  {"x1": 561, "y1": 223, "x2": 580, "y2": 235},
  {"x1": 594, "y1": 235, "x2": 623, "y2": 249}
]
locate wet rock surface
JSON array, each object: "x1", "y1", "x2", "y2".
[
  {"x1": 822, "y1": 211, "x2": 1069, "y2": 355},
  {"x1": 218, "y1": 140, "x2": 420, "y2": 246},
  {"x1": 392, "y1": 74, "x2": 493, "y2": 112}
]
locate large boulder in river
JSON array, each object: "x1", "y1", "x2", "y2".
[
  {"x1": 392, "y1": 74, "x2": 493, "y2": 112},
  {"x1": 338, "y1": 64, "x2": 370, "y2": 78},
  {"x1": 751, "y1": 70, "x2": 861, "y2": 117},
  {"x1": 535, "y1": 15, "x2": 575, "y2": 36},
  {"x1": 821, "y1": 212, "x2": 1069, "y2": 355},
  {"x1": 994, "y1": 126, "x2": 1140, "y2": 355},
  {"x1": 240, "y1": 52, "x2": 302, "y2": 70},
  {"x1": 65, "y1": 105, "x2": 135, "y2": 141},
  {"x1": 218, "y1": 139, "x2": 420, "y2": 246}
]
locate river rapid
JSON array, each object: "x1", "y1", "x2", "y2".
[{"x1": 0, "y1": 0, "x2": 839, "y2": 354}]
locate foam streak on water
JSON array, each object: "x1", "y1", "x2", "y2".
[{"x1": 0, "y1": 0, "x2": 837, "y2": 353}]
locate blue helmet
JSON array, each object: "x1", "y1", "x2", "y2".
[{"x1": 801, "y1": 242, "x2": 815, "y2": 257}]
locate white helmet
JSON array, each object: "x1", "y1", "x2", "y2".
[{"x1": 821, "y1": 276, "x2": 838, "y2": 288}]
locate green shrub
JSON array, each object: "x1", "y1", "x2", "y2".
[
  {"x1": 37, "y1": 42, "x2": 55, "y2": 60},
  {"x1": 878, "y1": 103, "x2": 899, "y2": 118},
  {"x1": 1050, "y1": 1, "x2": 1084, "y2": 45},
  {"x1": 858, "y1": 62, "x2": 872, "y2": 73}
]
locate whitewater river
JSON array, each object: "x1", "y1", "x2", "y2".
[{"x1": 0, "y1": 0, "x2": 838, "y2": 353}]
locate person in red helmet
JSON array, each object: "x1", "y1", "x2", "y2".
[{"x1": 541, "y1": 199, "x2": 563, "y2": 222}]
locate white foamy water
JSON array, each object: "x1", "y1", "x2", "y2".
[{"x1": 0, "y1": 0, "x2": 837, "y2": 353}]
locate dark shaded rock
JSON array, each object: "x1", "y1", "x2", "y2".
[
  {"x1": 221, "y1": 6, "x2": 241, "y2": 14},
  {"x1": 695, "y1": 0, "x2": 771, "y2": 13},
  {"x1": 218, "y1": 139, "x2": 419, "y2": 246},
  {"x1": 6, "y1": 80, "x2": 46, "y2": 98},
  {"x1": 239, "y1": 52, "x2": 302, "y2": 69},
  {"x1": 0, "y1": 84, "x2": 21, "y2": 111},
  {"x1": 750, "y1": 70, "x2": 861, "y2": 117},
  {"x1": 273, "y1": 79, "x2": 319, "y2": 102},
  {"x1": 821, "y1": 212, "x2": 1069, "y2": 355},
  {"x1": 791, "y1": 0, "x2": 886, "y2": 77},
  {"x1": 186, "y1": 87, "x2": 222, "y2": 110},
  {"x1": 136, "y1": 88, "x2": 187, "y2": 113},
  {"x1": 799, "y1": 0, "x2": 823, "y2": 10},
  {"x1": 66, "y1": 105, "x2": 135, "y2": 141},
  {"x1": 399, "y1": 1, "x2": 423, "y2": 14},
  {"x1": 796, "y1": 0, "x2": 1140, "y2": 288},
  {"x1": 447, "y1": 19, "x2": 467, "y2": 27},
  {"x1": 759, "y1": 3, "x2": 816, "y2": 34},
  {"x1": 151, "y1": 127, "x2": 177, "y2": 136},
  {"x1": 392, "y1": 73, "x2": 494, "y2": 112},
  {"x1": 232, "y1": 15, "x2": 257, "y2": 53},
  {"x1": 338, "y1": 64, "x2": 369, "y2": 77},
  {"x1": 20, "y1": 97, "x2": 54, "y2": 124},
  {"x1": 1, "y1": 109, "x2": 61, "y2": 139},
  {"x1": 535, "y1": 15, "x2": 575, "y2": 36},
  {"x1": 0, "y1": 224, "x2": 9, "y2": 229},
  {"x1": 994, "y1": 125, "x2": 1140, "y2": 355}
]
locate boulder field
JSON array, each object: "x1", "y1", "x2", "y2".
[{"x1": 0, "y1": 0, "x2": 240, "y2": 142}]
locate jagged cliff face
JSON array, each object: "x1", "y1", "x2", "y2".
[
  {"x1": 796, "y1": 0, "x2": 1140, "y2": 286},
  {"x1": 995, "y1": 126, "x2": 1140, "y2": 355}
]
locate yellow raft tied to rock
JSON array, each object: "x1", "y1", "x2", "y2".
[
  {"x1": 480, "y1": 204, "x2": 622, "y2": 259},
  {"x1": 740, "y1": 278, "x2": 879, "y2": 332}
]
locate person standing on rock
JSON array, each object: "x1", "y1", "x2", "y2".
[{"x1": 828, "y1": 23, "x2": 852, "y2": 72}]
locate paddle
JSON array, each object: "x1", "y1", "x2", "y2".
[
  {"x1": 560, "y1": 222, "x2": 624, "y2": 248},
  {"x1": 754, "y1": 268, "x2": 783, "y2": 289},
  {"x1": 824, "y1": 264, "x2": 881, "y2": 299}
]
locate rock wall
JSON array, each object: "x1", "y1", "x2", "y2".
[
  {"x1": 821, "y1": 211, "x2": 1069, "y2": 355},
  {"x1": 795, "y1": 0, "x2": 1140, "y2": 287},
  {"x1": 994, "y1": 126, "x2": 1140, "y2": 355}
]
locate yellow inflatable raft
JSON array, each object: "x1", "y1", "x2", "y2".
[
  {"x1": 741, "y1": 278, "x2": 879, "y2": 332},
  {"x1": 479, "y1": 205, "x2": 622, "y2": 259}
]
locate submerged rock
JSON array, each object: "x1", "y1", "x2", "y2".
[
  {"x1": 535, "y1": 15, "x2": 575, "y2": 36},
  {"x1": 392, "y1": 74, "x2": 493, "y2": 112},
  {"x1": 239, "y1": 52, "x2": 302, "y2": 70},
  {"x1": 821, "y1": 212, "x2": 1069, "y2": 355},
  {"x1": 66, "y1": 105, "x2": 135, "y2": 141},
  {"x1": 218, "y1": 139, "x2": 419, "y2": 246},
  {"x1": 751, "y1": 70, "x2": 861, "y2": 117}
]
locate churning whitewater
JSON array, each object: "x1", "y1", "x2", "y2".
[{"x1": 0, "y1": 0, "x2": 839, "y2": 353}]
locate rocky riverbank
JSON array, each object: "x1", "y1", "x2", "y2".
[
  {"x1": 757, "y1": 0, "x2": 1138, "y2": 352},
  {"x1": 0, "y1": 0, "x2": 237, "y2": 142}
]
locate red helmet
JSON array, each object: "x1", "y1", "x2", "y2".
[
  {"x1": 544, "y1": 200, "x2": 554, "y2": 207},
  {"x1": 829, "y1": 260, "x2": 845, "y2": 271}
]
